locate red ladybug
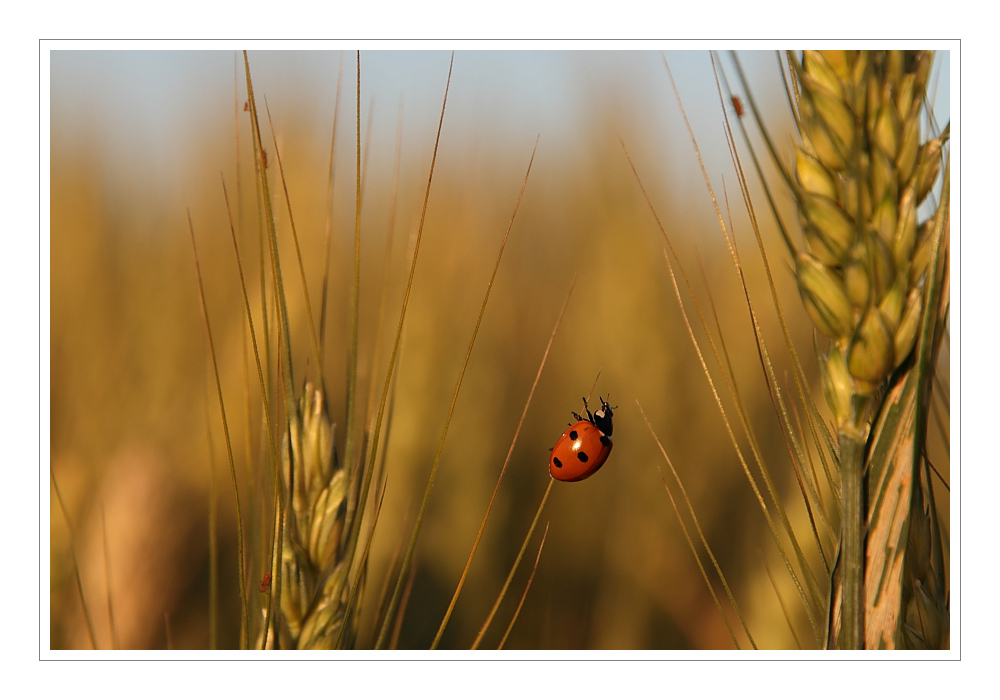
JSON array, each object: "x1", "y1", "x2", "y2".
[{"x1": 549, "y1": 396, "x2": 615, "y2": 482}]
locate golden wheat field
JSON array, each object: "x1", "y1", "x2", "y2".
[{"x1": 47, "y1": 48, "x2": 951, "y2": 653}]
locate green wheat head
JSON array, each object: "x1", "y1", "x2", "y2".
[{"x1": 790, "y1": 50, "x2": 948, "y2": 650}]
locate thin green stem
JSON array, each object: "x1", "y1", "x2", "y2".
[{"x1": 838, "y1": 421, "x2": 866, "y2": 649}]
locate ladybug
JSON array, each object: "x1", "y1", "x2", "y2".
[{"x1": 549, "y1": 396, "x2": 615, "y2": 482}]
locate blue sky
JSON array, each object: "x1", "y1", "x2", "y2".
[{"x1": 48, "y1": 49, "x2": 952, "y2": 236}]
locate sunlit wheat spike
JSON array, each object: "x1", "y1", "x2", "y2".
[{"x1": 789, "y1": 50, "x2": 948, "y2": 649}]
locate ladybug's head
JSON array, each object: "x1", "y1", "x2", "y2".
[{"x1": 593, "y1": 396, "x2": 615, "y2": 436}]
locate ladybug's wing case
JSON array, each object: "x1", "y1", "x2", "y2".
[{"x1": 549, "y1": 421, "x2": 613, "y2": 482}]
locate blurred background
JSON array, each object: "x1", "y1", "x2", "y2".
[{"x1": 48, "y1": 48, "x2": 950, "y2": 651}]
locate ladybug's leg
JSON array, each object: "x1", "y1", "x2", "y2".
[{"x1": 581, "y1": 396, "x2": 595, "y2": 423}]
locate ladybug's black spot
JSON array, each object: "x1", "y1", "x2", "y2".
[
  {"x1": 576, "y1": 451, "x2": 590, "y2": 463},
  {"x1": 568, "y1": 429, "x2": 579, "y2": 440},
  {"x1": 552, "y1": 457, "x2": 563, "y2": 468},
  {"x1": 600, "y1": 435, "x2": 611, "y2": 447}
]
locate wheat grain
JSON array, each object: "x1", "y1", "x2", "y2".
[{"x1": 256, "y1": 382, "x2": 359, "y2": 650}]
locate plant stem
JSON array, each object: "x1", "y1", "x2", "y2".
[{"x1": 839, "y1": 420, "x2": 865, "y2": 649}]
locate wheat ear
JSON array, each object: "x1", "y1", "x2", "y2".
[{"x1": 790, "y1": 50, "x2": 948, "y2": 649}]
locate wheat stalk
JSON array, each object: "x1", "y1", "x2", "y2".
[{"x1": 788, "y1": 50, "x2": 949, "y2": 649}]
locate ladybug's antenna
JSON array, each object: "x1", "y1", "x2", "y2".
[{"x1": 585, "y1": 366, "x2": 604, "y2": 403}]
